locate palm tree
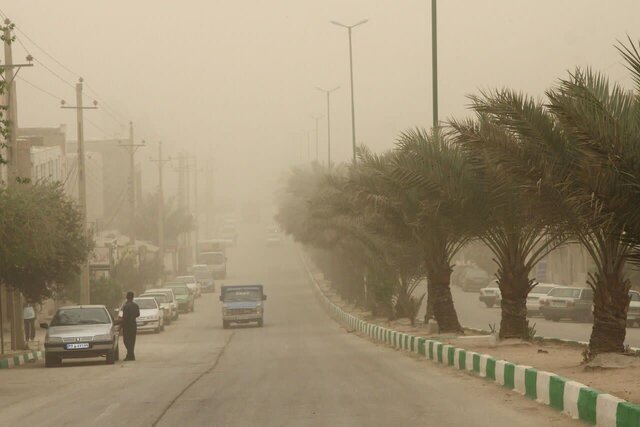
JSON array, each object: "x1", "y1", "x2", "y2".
[
  {"x1": 466, "y1": 65, "x2": 638, "y2": 354},
  {"x1": 449, "y1": 115, "x2": 567, "y2": 339}
]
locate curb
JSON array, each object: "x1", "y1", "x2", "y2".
[
  {"x1": 0, "y1": 350, "x2": 43, "y2": 369},
  {"x1": 301, "y1": 254, "x2": 640, "y2": 427}
]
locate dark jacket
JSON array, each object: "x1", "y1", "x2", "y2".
[{"x1": 121, "y1": 300, "x2": 140, "y2": 328}]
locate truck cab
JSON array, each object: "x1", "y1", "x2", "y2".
[{"x1": 219, "y1": 285, "x2": 266, "y2": 329}]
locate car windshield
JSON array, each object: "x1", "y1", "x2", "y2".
[
  {"x1": 51, "y1": 307, "x2": 110, "y2": 326},
  {"x1": 549, "y1": 288, "x2": 581, "y2": 298},
  {"x1": 631, "y1": 292, "x2": 640, "y2": 302},
  {"x1": 135, "y1": 299, "x2": 158, "y2": 309},
  {"x1": 531, "y1": 285, "x2": 555, "y2": 295},
  {"x1": 168, "y1": 286, "x2": 189, "y2": 295},
  {"x1": 193, "y1": 271, "x2": 210, "y2": 281},
  {"x1": 466, "y1": 269, "x2": 488, "y2": 279},
  {"x1": 176, "y1": 276, "x2": 196, "y2": 283},
  {"x1": 223, "y1": 289, "x2": 262, "y2": 302},
  {"x1": 142, "y1": 294, "x2": 167, "y2": 303},
  {"x1": 200, "y1": 252, "x2": 225, "y2": 264}
]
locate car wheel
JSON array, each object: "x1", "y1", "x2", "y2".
[
  {"x1": 155, "y1": 326, "x2": 161, "y2": 333},
  {"x1": 45, "y1": 354, "x2": 61, "y2": 368},
  {"x1": 257, "y1": 319, "x2": 264, "y2": 327},
  {"x1": 106, "y1": 349, "x2": 116, "y2": 365},
  {"x1": 627, "y1": 319, "x2": 636, "y2": 328},
  {"x1": 223, "y1": 321, "x2": 230, "y2": 329},
  {"x1": 161, "y1": 322, "x2": 165, "y2": 331},
  {"x1": 484, "y1": 302, "x2": 494, "y2": 308}
]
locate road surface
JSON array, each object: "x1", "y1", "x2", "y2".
[{"x1": 0, "y1": 224, "x2": 580, "y2": 426}]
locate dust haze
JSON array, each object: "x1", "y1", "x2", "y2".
[{"x1": 3, "y1": 0, "x2": 637, "y2": 211}]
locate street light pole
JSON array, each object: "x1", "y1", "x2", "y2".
[
  {"x1": 431, "y1": 0, "x2": 439, "y2": 129},
  {"x1": 331, "y1": 19, "x2": 367, "y2": 164},
  {"x1": 311, "y1": 115, "x2": 324, "y2": 164},
  {"x1": 315, "y1": 86, "x2": 340, "y2": 167}
]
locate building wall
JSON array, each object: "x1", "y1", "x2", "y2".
[{"x1": 31, "y1": 146, "x2": 65, "y2": 183}]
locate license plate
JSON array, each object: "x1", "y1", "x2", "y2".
[
  {"x1": 65, "y1": 343, "x2": 89, "y2": 350},
  {"x1": 551, "y1": 301, "x2": 565, "y2": 307}
]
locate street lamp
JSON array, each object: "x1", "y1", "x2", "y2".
[
  {"x1": 311, "y1": 114, "x2": 324, "y2": 164},
  {"x1": 315, "y1": 86, "x2": 340, "y2": 167},
  {"x1": 331, "y1": 18, "x2": 368, "y2": 164},
  {"x1": 431, "y1": 0, "x2": 438, "y2": 129}
]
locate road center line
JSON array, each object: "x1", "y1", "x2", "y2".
[{"x1": 151, "y1": 332, "x2": 234, "y2": 427}]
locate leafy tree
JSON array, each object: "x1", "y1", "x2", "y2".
[{"x1": 0, "y1": 182, "x2": 91, "y2": 302}]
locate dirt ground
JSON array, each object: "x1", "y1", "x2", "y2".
[{"x1": 314, "y1": 274, "x2": 640, "y2": 404}]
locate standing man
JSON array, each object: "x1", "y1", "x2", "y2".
[
  {"x1": 121, "y1": 291, "x2": 140, "y2": 361},
  {"x1": 23, "y1": 303, "x2": 36, "y2": 342}
]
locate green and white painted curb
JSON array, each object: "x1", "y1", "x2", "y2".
[
  {"x1": 303, "y1": 256, "x2": 640, "y2": 427},
  {"x1": 0, "y1": 350, "x2": 43, "y2": 369}
]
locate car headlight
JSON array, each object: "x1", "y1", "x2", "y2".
[
  {"x1": 46, "y1": 336, "x2": 62, "y2": 343},
  {"x1": 93, "y1": 334, "x2": 112, "y2": 341}
]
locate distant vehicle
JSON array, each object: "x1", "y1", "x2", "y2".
[
  {"x1": 627, "y1": 290, "x2": 640, "y2": 328},
  {"x1": 145, "y1": 288, "x2": 179, "y2": 321},
  {"x1": 526, "y1": 283, "x2": 558, "y2": 316},
  {"x1": 139, "y1": 293, "x2": 174, "y2": 324},
  {"x1": 118, "y1": 297, "x2": 164, "y2": 333},
  {"x1": 459, "y1": 267, "x2": 491, "y2": 292},
  {"x1": 539, "y1": 287, "x2": 593, "y2": 322},
  {"x1": 479, "y1": 281, "x2": 501, "y2": 308},
  {"x1": 266, "y1": 225, "x2": 282, "y2": 246},
  {"x1": 451, "y1": 264, "x2": 475, "y2": 288},
  {"x1": 41, "y1": 305, "x2": 120, "y2": 367},
  {"x1": 165, "y1": 283, "x2": 195, "y2": 313},
  {"x1": 199, "y1": 251, "x2": 227, "y2": 279},
  {"x1": 176, "y1": 275, "x2": 201, "y2": 297},
  {"x1": 219, "y1": 224, "x2": 238, "y2": 245},
  {"x1": 197, "y1": 239, "x2": 228, "y2": 256},
  {"x1": 190, "y1": 264, "x2": 216, "y2": 293},
  {"x1": 220, "y1": 285, "x2": 267, "y2": 329}
]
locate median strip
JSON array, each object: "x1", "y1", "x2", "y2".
[{"x1": 0, "y1": 350, "x2": 43, "y2": 369}]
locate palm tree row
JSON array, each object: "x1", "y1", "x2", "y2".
[{"x1": 277, "y1": 38, "x2": 640, "y2": 357}]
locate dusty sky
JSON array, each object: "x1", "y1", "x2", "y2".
[{"x1": 3, "y1": 0, "x2": 639, "y2": 204}]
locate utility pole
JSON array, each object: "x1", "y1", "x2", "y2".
[
  {"x1": 315, "y1": 86, "x2": 340, "y2": 167},
  {"x1": 118, "y1": 121, "x2": 145, "y2": 245},
  {"x1": 61, "y1": 78, "x2": 98, "y2": 305},
  {"x1": 331, "y1": 19, "x2": 368, "y2": 164},
  {"x1": 150, "y1": 142, "x2": 171, "y2": 282},
  {"x1": 311, "y1": 115, "x2": 324, "y2": 164},
  {"x1": 431, "y1": 0, "x2": 439, "y2": 128},
  {"x1": 2, "y1": 18, "x2": 33, "y2": 351}
]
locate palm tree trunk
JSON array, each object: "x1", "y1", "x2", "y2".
[
  {"x1": 498, "y1": 265, "x2": 530, "y2": 340},
  {"x1": 427, "y1": 267, "x2": 463, "y2": 333},
  {"x1": 589, "y1": 274, "x2": 629, "y2": 355}
]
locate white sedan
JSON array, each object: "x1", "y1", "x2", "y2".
[{"x1": 119, "y1": 297, "x2": 165, "y2": 333}]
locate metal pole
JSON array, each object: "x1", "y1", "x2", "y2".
[
  {"x1": 431, "y1": 0, "x2": 439, "y2": 129},
  {"x1": 128, "y1": 121, "x2": 136, "y2": 244},
  {"x1": 314, "y1": 117, "x2": 319, "y2": 163},
  {"x1": 326, "y1": 92, "x2": 331, "y2": 167},
  {"x1": 157, "y1": 142, "x2": 165, "y2": 277},
  {"x1": 347, "y1": 27, "x2": 357, "y2": 164},
  {"x1": 76, "y1": 80, "x2": 90, "y2": 305}
]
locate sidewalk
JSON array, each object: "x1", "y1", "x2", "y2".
[{"x1": 0, "y1": 326, "x2": 45, "y2": 369}]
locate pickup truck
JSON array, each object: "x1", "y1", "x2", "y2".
[{"x1": 219, "y1": 285, "x2": 267, "y2": 329}]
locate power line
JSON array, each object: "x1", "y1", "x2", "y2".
[{"x1": 17, "y1": 76, "x2": 63, "y2": 101}]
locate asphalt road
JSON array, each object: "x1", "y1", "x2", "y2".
[
  {"x1": 0, "y1": 224, "x2": 581, "y2": 427},
  {"x1": 449, "y1": 287, "x2": 640, "y2": 347}
]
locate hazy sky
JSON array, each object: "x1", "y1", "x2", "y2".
[{"x1": 3, "y1": 1, "x2": 639, "y2": 202}]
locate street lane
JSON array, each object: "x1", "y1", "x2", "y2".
[
  {"x1": 1, "y1": 224, "x2": 581, "y2": 426},
  {"x1": 449, "y1": 287, "x2": 640, "y2": 347}
]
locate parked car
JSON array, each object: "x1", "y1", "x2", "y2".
[
  {"x1": 479, "y1": 281, "x2": 501, "y2": 308},
  {"x1": 190, "y1": 264, "x2": 216, "y2": 293},
  {"x1": 41, "y1": 305, "x2": 120, "y2": 367},
  {"x1": 526, "y1": 283, "x2": 559, "y2": 316},
  {"x1": 139, "y1": 293, "x2": 174, "y2": 324},
  {"x1": 176, "y1": 275, "x2": 201, "y2": 297},
  {"x1": 451, "y1": 264, "x2": 474, "y2": 288},
  {"x1": 144, "y1": 288, "x2": 179, "y2": 321},
  {"x1": 539, "y1": 287, "x2": 593, "y2": 322},
  {"x1": 266, "y1": 225, "x2": 282, "y2": 246},
  {"x1": 459, "y1": 267, "x2": 491, "y2": 292},
  {"x1": 165, "y1": 283, "x2": 195, "y2": 313},
  {"x1": 117, "y1": 297, "x2": 164, "y2": 333},
  {"x1": 627, "y1": 290, "x2": 640, "y2": 328}
]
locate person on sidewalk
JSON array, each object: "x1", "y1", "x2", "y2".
[
  {"x1": 23, "y1": 303, "x2": 36, "y2": 342},
  {"x1": 120, "y1": 291, "x2": 140, "y2": 361}
]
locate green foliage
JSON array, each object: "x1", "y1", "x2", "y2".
[{"x1": 0, "y1": 182, "x2": 91, "y2": 302}]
